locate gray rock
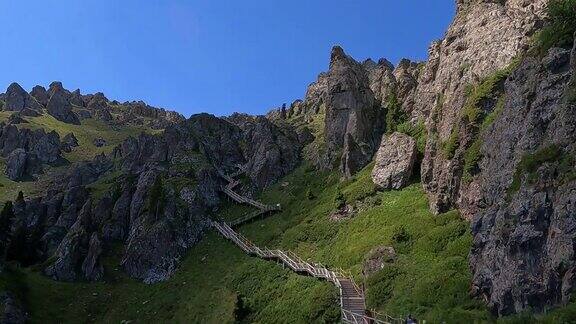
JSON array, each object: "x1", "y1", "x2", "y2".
[
  {"x1": 69, "y1": 89, "x2": 84, "y2": 107},
  {"x1": 323, "y1": 46, "x2": 384, "y2": 175},
  {"x1": 0, "y1": 291, "x2": 28, "y2": 324},
  {"x1": 93, "y1": 138, "x2": 106, "y2": 147},
  {"x1": 371, "y1": 132, "x2": 417, "y2": 190},
  {"x1": 417, "y1": 0, "x2": 547, "y2": 214},
  {"x1": 81, "y1": 232, "x2": 104, "y2": 282},
  {"x1": 46, "y1": 88, "x2": 80, "y2": 125},
  {"x1": 363, "y1": 246, "x2": 396, "y2": 277},
  {"x1": 5, "y1": 149, "x2": 31, "y2": 180},
  {"x1": 61, "y1": 133, "x2": 79, "y2": 153},
  {"x1": 3, "y1": 83, "x2": 42, "y2": 112},
  {"x1": 30, "y1": 85, "x2": 49, "y2": 106},
  {"x1": 468, "y1": 44, "x2": 576, "y2": 315}
]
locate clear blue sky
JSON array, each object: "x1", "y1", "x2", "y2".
[{"x1": 0, "y1": 1, "x2": 455, "y2": 117}]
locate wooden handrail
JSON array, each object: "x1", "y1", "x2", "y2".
[{"x1": 213, "y1": 168, "x2": 403, "y2": 324}]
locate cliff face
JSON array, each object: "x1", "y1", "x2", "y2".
[
  {"x1": 417, "y1": 0, "x2": 547, "y2": 214},
  {"x1": 468, "y1": 43, "x2": 576, "y2": 315}
]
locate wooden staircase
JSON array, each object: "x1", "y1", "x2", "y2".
[{"x1": 214, "y1": 166, "x2": 402, "y2": 324}]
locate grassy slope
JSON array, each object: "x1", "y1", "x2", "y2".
[
  {"x1": 0, "y1": 112, "x2": 161, "y2": 206},
  {"x1": 2, "y1": 156, "x2": 575, "y2": 322}
]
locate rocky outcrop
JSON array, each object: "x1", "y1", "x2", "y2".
[
  {"x1": 69, "y1": 89, "x2": 85, "y2": 107},
  {"x1": 466, "y1": 35, "x2": 576, "y2": 315},
  {"x1": 0, "y1": 292, "x2": 28, "y2": 324},
  {"x1": 417, "y1": 0, "x2": 547, "y2": 214},
  {"x1": 371, "y1": 132, "x2": 417, "y2": 190},
  {"x1": 61, "y1": 133, "x2": 79, "y2": 153},
  {"x1": 363, "y1": 246, "x2": 396, "y2": 277},
  {"x1": 30, "y1": 85, "x2": 49, "y2": 106},
  {"x1": 228, "y1": 114, "x2": 303, "y2": 188},
  {"x1": 46, "y1": 86, "x2": 80, "y2": 125},
  {"x1": 0, "y1": 123, "x2": 63, "y2": 180},
  {"x1": 3, "y1": 83, "x2": 43, "y2": 112},
  {"x1": 5, "y1": 149, "x2": 41, "y2": 181},
  {"x1": 323, "y1": 46, "x2": 384, "y2": 176}
]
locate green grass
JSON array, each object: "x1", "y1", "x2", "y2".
[
  {"x1": 19, "y1": 114, "x2": 161, "y2": 162},
  {"x1": 534, "y1": 0, "x2": 576, "y2": 55},
  {"x1": 396, "y1": 119, "x2": 427, "y2": 154},
  {"x1": 2, "y1": 230, "x2": 338, "y2": 324},
  {"x1": 508, "y1": 145, "x2": 576, "y2": 195},
  {"x1": 213, "y1": 164, "x2": 489, "y2": 322},
  {"x1": 6, "y1": 161, "x2": 576, "y2": 322}
]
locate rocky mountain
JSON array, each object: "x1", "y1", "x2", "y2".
[{"x1": 1, "y1": 0, "x2": 575, "y2": 322}]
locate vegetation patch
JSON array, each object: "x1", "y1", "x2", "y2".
[
  {"x1": 385, "y1": 94, "x2": 407, "y2": 134},
  {"x1": 534, "y1": 0, "x2": 576, "y2": 55},
  {"x1": 397, "y1": 119, "x2": 427, "y2": 155},
  {"x1": 508, "y1": 145, "x2": 570, "y2": 195}
]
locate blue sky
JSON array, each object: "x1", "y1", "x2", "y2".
[{"x1": 0, "y1": 1, "x2": 455, "y2": 117}]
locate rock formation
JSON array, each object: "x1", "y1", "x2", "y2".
[
  {"x1": 467, "y1": 38, "x2": 576, "y2": 315},
  {"x1": 371, "y1": 132, "x2": 417, "y2": 190},
  {"x1": 3, "y1": 83, "x2": 43, "y2": 112},
  {"x1": 417, "y1": 0, "x2": 547, "y2": 214}
]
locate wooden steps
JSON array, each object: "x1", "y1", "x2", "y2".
[{"x1": 213, "y1": 167, "x2": 402, "y2": 324}]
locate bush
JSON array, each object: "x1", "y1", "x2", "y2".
[
  {"x1": 462, "y1": 138, "x2": 482, "y2": 183},
  {"x1": 385, "y1": 94, "x2": 407, "y2": 134},
  {"x1": 397, "y1": 120, "x2": 427, "y2": 154},
  {"x1": 333, "y1": 190, "x2": 345, "y2": 209},
  {"x1": 306, "y1": 188, "x2": 316, "y2": 200},
  {"x1": 508, "y1": 145, "x2": 564, "y2": 194},
  {"x1": 366, "y1": 266, "x2": 400, "y2": 309},
  {"x1": 147, "y1": 175, "x2": 166, "y2": 217},
  {"x1": 442, "y1": 126, "x2": 460, "y2": 159},
  {"x1": 535, "y1": 0, "x2": 576, "y2": 54}
]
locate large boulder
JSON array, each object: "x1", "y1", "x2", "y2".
[
  {"x1": 363, "y1": 246, "x2": 396, "y2": 277},
  {"x1": 3, "y1": 83, "x2": 43, "y2": 112},
  {"x1": 371, "y1": 132, "x2": 417, "y2": 190}
]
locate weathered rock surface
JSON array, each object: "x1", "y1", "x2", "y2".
[
  {"x1": 363, "y1": 246, "x2": 396, "y2": 277},
  {"x1": 228, "y1": 113, "x2": 302, "y2": 188},
  {"x1": 468, "y1": 42, "x2": 576, "y2": 315},
  {"x1": 418, "y1": 0, "x2": 547, "y2": 214},
  {"x1": 5, "y1": 149, "x2": 41, "y2": 181},
  {"x1": 0, "y1": 123, "x2": 63, "y2": 179},
  {"x1": 0, "y1": 292, "x2": 28, "y2": 324},
  {"x1": 371, "y1": 132, "x2": 417, "y2": 190},
  {"x1": 30, "y1": 85, "x2": 49, "y2": 106},
  {"x1": 61, "y1": 133, "x2": 79, "y2": 153},
  {"x1": 324, "y1": 46, "x2": 384, "y2": 176},
  {"x1": 46, "y1": 86, "x2": 80, "y2": 125},
  {"x1": 3, "y1": 83, "x2": 43, "y2": 112}
]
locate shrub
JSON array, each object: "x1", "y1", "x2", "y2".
[
  {"x1": 391, "y1": 225, "x2": 410, "y2": 243},
  {"x1": 306, "y1": 188, "x2": 316, "y2": 200},
  {"x1": 385, "y1": 94, "x2": 407, "y2": 134},
  {"x1": 397, "y1": 119, "x2": 427, "y2": 154},
  {"x1": 462, "y1": 138, "x2": 482, "y2": 183},
  {"x1": 333, "y1": 190, "x2": 345, "y2": 209},
  {"x1": 147, "y1": 175, "x2": 166, "y2": 217},
  {"x1": 366, "y1": 266, "x2": 400, "y2": 309},
  {"x1": 442, "y1": 125, "x2": 460, "y2": 159},
  {"x1": 535, "y1": 0, "x2": 576, "y2": 54},
  {"x1": 508, "y1": 145, "x2": 564, "y2": 194}
]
